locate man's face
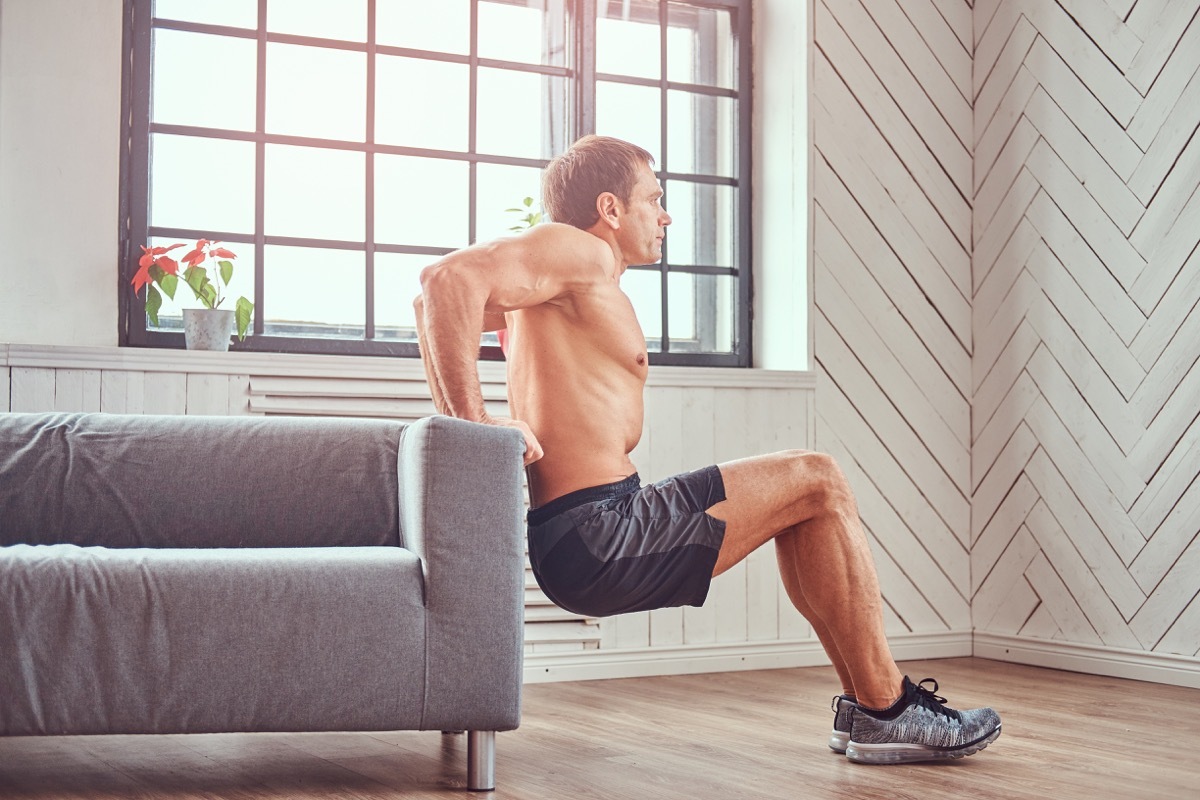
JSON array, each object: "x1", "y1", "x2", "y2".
[{"x1": 618, "y1": 162, "x2": 672, "y2": 265}]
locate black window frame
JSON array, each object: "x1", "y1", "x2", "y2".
[{"x1": 119, "y1": 0, "x2": 753, "y2": 367}]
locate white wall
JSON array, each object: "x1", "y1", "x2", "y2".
[
  {"x1": 969, "y1": 0, "x2": 1200, "y2": 678},
  {"x1": 0, "y1": 0, "x2": 122, "y2": 346},
  {"x1": 813, "y1": 0, "x2": 1199, "y2": 686},
  {"x1": 752, "y1": 0, "x2": 808, "y2": 370},
  {"x1": 812, "y1": 0, "x2": 974, "y2": 643}
]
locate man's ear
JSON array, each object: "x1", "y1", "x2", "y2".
[{"x1": 595, "y1": 191, "x2": 621, "y2": 230}]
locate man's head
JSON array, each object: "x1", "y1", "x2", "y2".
[{"x1": 542, "y1": 135, "x2": 655, "y2": 230}]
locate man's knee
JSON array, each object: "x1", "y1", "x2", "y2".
[{"x1": 783, "y1": 450, "x2": 854, "y2": 510}]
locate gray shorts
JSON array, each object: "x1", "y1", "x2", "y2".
[{"x1": 526, "y1": 466, "x2": 727, "y2": 618}]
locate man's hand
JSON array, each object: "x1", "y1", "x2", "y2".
[{"x1": 489, "y1": 417, "x2": 543, "y2": 466}]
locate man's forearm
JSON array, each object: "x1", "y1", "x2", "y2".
[
  {"x1": 416, "y1": 265, "x2": 491, "y2": 422},
  {"x1": 414, "y1": 304, "x2": 452, "y2": 416}
]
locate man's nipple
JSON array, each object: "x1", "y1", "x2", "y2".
[{"x1": 636, "y1": 353, "x2": 646, "y2": 366}]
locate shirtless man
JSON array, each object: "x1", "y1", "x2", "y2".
[{"x1": 414, "y1": 134, "x2": 1000, "y2": 764}]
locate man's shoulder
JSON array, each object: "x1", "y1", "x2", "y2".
[{"x1": 517, "y1": 223, "x2": 614, "y2": 284}]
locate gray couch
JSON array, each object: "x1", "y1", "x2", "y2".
[{"x1": 0, "y1": 411, "x2": 526, "y2": 791}]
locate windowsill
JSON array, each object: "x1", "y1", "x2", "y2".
[{"x1": 1, "y1": 343, "x2": 817, "y2": 390}]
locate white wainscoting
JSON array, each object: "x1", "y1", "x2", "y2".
[{"x1": 1, "y1": 343, "x2": 826, "y2": 683}]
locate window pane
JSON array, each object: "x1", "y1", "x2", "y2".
[
  {"x1": 374, "y1": 253, "x2": 426, "y2": 338},
  {"x1": 621, "y1": 268, "x2": 662, "y2": 351},
  {"x1": 666, "y1": 2, "x2": 735, "y2": 89},
  {"x1": 667, "y1": 91, "x2": 736, "y2": 178},
  {"x1": 265, "y1": 145, "x2": 365, "y2": 241},
  {"x1": 154, "y1": 0, "x2": 256, "y2": 28},
  {"x1": 667, "y1": 271, "x2": 735, "y2": 352},
  {"x1": 664, "y1": 180, "x2": 734, "y2": 267},
  {"x1": 477, "y1": 69, "x2": 568, "y2": 160},
  {"x1": 596, "y1": 81, "x2": 661, "y2": 164},
  {"x1": 377, "y1": 0, "x2": 468, "y2": 54},
  {"x1": 476, "y1": 163, "x2": 544, "y2": 243},
  {"x1": 596, "y1": 4, "x2": 660, "y2": 80},
  {"x1": 479, "y1": 0, "x2": 568, "y2": 66},
  {"x1": 376, "y1": 56, "x2": 469, "y2": 151},
  {"x1": 262, "y1": 246, "x2": 365, "y2": 335},
  {"x1": 150, "y1": 134, "x2": 255, "y2": 233},
  {"x1": 376, "y1": 156, "x2": 469, "y2": 248},
  {"x1": 267, "y1": 44, "x2": 366, "y2": 141},
  {"x1": 152, "y1": 30, "x2": 256, "y2": 131},
  {"x1": 266, "y1": 0, "x2": 366, "y2": 41}
]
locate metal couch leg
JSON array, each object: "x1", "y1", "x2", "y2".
[{"x1": 467, "y1": 730, "x2": 496, "y2": 791}]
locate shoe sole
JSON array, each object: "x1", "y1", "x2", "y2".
[
  {"x1": 845, "y1": 725, "x2": 1001, "y2": 765},
  {"x1": 829, "y1": 730, "x2": 849, "y2": 753}
]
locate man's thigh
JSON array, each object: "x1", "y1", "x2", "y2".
[{"x1": 706, "y1": 449, "x2": 845, "y2": 575}]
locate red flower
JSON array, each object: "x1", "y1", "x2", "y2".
[
  {"x1": 180, "y1": 242, "x2": 208, "y2": 269},
  {"x1": 132, "y1": 243, "x2": 184, "y2": 294}
]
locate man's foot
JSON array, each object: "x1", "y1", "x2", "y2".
[
  {"x1": 845, "y1": 677, "x2": 1001, "y2": 764},
  {"x1": 829, "y1": 694, "x2": 857, "y2": 753}
]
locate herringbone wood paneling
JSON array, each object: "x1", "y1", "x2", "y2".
[
  {"x1": 815, "y1": 0, "x2": 1199, "y2": 665},
  {"x1": 972, "y1": 0, "x2": 1200, "y2": 658}
]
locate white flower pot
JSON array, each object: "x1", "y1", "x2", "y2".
[{"x1": 183, "y1": 308, "x2": 235, "y2": 351}]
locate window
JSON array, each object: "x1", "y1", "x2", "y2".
[{"x1": 121, "y1": 0, "x2": 752, "y2": 366}]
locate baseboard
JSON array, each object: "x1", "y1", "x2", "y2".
[
  {"x1": 523, "y1": 631, "x2": 972, "y2": 684},
  {"x1": 973, "y1": 633, "x2": 1200, "y2": 689}
]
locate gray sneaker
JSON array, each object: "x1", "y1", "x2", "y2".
[
  {"x1": 829, "y1": 694, "x2": 857, "y2": 753},
  {"x1": 845, "y1": 677, "x2": 1001, "y2": 764}
]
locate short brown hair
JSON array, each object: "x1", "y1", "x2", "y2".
[{"x1": 542, "y1": 135, "x2": 654, "y2": 229}]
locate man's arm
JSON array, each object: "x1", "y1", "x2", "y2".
[
  {"x1": 413, "y1": 295, "x2": 451, "y2": 416},
  {"x1": 414, "y1": 223, "x2": 611, "y2": 463}
]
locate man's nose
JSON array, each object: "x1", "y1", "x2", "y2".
[{"x1": 661, "y1": 210, "x2": 672, "y2": 225}]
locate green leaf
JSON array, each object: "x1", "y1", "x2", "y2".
[
  {"x1": 234, "y1": 296, "x2": 254, "y2": 341},
  {"x1": 149, "y1": 264, "x2": 166, "y2": 283},
  {"x1": 523, "y1": 196, "x2": 534, "y2": 207},
  {"x1": 159, "y1": 272, "x2": 178, "y2": 300},
  {"x1": 145, "y1": 285, "x2": 162, "y2": 327},
  {"x1": 200, "y1": 283, "x2": 218, "y2": 309},
  {"x1": 218, "y1": 259, "x2": 234, "y2": 286},
  {"x1": 183, "y1": 265, "x2": 208, "y2": 296}
]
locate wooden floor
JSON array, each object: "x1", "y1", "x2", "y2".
[{"x1": 2, "y1": 658, "x2": 1198, "y2": 799}]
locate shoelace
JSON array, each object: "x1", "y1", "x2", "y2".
[{"x1": 911, "y1": 678, "x2": 962, "y2": 722}]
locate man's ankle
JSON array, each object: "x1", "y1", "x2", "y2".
[{"x1": 855, "y1": 678, "x2": 905, "y2": 712}]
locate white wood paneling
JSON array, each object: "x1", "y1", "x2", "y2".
[
  {"x1": 815, "y1": 0, "x2": 1199, "y2": 683},
  {"x1": 970, "y1": 0, "x2": 1200, "y2": 672}
]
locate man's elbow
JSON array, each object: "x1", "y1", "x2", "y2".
[
  {"x1": 419, "y1": 257, "x2": 489, "y2": 307},
  {"x1": 418, "y1": 260, "x2": 467, "y2": 298}
]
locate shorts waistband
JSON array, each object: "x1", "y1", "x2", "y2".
[{"x1": 527, "y1": 473, "x2": 641, "y2": 527}]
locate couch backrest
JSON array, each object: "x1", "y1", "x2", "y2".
[{"x1": 0, "y1": 413, "x2": 405, "y2": 549}]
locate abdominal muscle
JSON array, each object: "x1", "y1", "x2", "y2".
[{"x1": 505, "y1": 292, "x2": 648, "y2": 507}]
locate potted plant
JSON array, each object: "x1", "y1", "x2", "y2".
[{"x1": 132, "y1": 238, "x2": 254, "y2": 351}]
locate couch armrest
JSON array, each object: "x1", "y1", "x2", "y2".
[{"x1": 398, "y1": 415, "x2": 526, "y2": 732}]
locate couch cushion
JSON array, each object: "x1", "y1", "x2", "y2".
[
  {"x1": 0, "y1": 544, "x2": 428, "y2": 734},
  {"x1": 0, "y1": 413, "x2": 403, "y2": 548}
]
